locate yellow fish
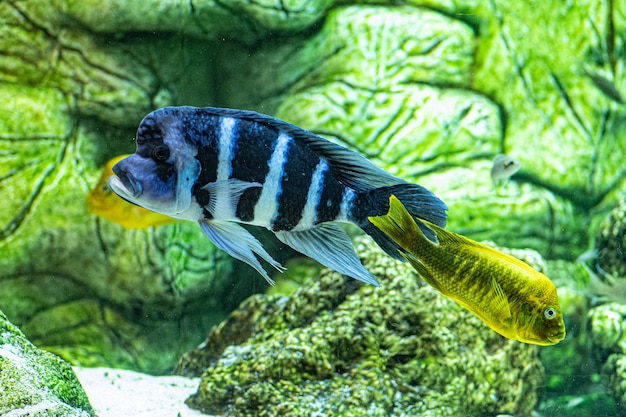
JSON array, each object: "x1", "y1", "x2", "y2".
[
  {"x1": 86, "y1": 155, "x2": 175, "y2": 229},
  {"x1": 369, "y1": 195, "x2": 566, "y2": 346}
]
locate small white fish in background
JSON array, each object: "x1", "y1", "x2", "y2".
[{"x1": 491, "y1": 154, "x2": 521, "y2": 186}]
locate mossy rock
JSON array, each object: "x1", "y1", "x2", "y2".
[
  {"x1": 179, "y1": 237, "x2": 544, "y2": 417},
  {"x1": 588, "y1": 302, "x2": 626, "y2": 413},
  {"x1": 595, "y1": 199, "x2": 626, "y2": 279},
  {"x1": 0, "y1": 310, "x2": 94, "y2": 416}
]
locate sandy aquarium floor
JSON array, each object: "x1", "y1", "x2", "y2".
[{"x1": 73, "y1": 367, "x2": 210, "y2": 417}]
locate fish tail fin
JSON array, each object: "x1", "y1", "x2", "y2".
[{"x1": 357, "y1": 184, "x2": 447, "y2": 259}]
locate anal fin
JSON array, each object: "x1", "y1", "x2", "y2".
[
  {"x1": 275, "y1": 224, "x2": 380, "y2": 286},
  {"x1": 199, "y1": 220, "x2": 284, "y2": 284}
]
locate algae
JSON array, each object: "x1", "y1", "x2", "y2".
[{"x1": 0, "y1": 310, "x2": 94, "y2": 416}]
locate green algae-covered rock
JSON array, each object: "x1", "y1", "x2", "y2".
[
  {"x1": 576, "y1": 199, "x2": 626, "y2": 305},
  {"x1": 269, "y1": 3, "x2": 625, "y2": 259},
  {"x1": 0, "y1": 309, "x2": 94, "y2": 416},
  {"x1": 179, "y1": 237, "x2": 544, "y2": 417},
  {"x1": 465, "y1": 1, "x2": 626, "y2": 255},
  {"x1": 55, "y1": 0, "x2": 331, "y2": 39},
  {"x1": 589, "y1": 302, "x2": 626, "y2": 413},
  {"x1": 594, "y1": 199, "x2": 626, "y2": 279}
]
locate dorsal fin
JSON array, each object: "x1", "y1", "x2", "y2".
[
  {"x1": 418, "y1": 219, "x2": 477, "y2": 247},
  {"x1": 420, "y1": 218, "x2": 542, "y2": 273},
  {"x1": 280, "y1": 129, "x2": 403, "y2": 191},
  {"x1": 197, "y1": 106, "x2": 404, "y2": 191}
]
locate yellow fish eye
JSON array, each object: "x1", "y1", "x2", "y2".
[{"x1": 544, "y1": 307, "x2": 557, "y2": 320}]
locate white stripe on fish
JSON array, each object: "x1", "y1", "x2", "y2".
[
  {"x1": 210, "y1": 116, "x2": 238, "y2": 219},
  {"x1": 253, "y1": 132, "x2": 292, "y2": 226},
  {"x1": 294, "y1": 160, "x2": 328, "y2": 230},
  {"x1": 337, "y1": 188, "x2": 356, "y2": 223}
]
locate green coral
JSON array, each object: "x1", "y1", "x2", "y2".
[
  {"x1": 0, "y1": 310, "x2": 94, "y2": 416},
  {"x1": 180, "y1": 237, "x2": 543, "y2": 417}
]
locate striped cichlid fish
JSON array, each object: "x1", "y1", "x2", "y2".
[
  {"x1": 109, "y1": 106, "x2": 448, "y2": 286},
  {"x1": 369, "y1": 195, "x2": 566, "y2": 345}
]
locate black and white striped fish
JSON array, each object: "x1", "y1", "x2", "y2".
[{"x1": 109, "y1": 106, "x2": 447, "y2": 286}]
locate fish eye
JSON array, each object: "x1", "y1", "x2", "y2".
[
  {"x1": 151, "y1": 145, "x2": 170, "y2": 162},
  {"x1": 544, "y1": 307, "x2": 557, "y2": 320}
]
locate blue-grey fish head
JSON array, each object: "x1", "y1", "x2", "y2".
[{"x1": 108, "y1": 108, "x2": 201, "y2": 216}]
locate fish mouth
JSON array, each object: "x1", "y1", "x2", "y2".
[
  {"x1": 108, "y1": 170, "x2": 143, "y2": 200},
  {"x1": 548, "y1": 329, "x2": 567, "y2": 344}
]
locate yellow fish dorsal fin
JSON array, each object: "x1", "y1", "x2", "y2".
[
  {"x1": 417, "y1": 218, "x2": 480, "y2": 247},
  {"x1": 420, "y1": 219, "x2": 541, "y2": 277}
]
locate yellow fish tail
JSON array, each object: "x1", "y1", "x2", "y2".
[
  {"x1": 370, "y1": 195, "x2": 448, "y2": 293},
  {"x1": 368, "y1": 195, "x2": 431, "y2": 254}
]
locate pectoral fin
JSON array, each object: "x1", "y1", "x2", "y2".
[
  {"x1": 489, "y1": 277, "x2": 512, "y2": 321},
  {"x1": 404, "y1": 253, "x2": 512, "y2": 325},
  {"x1": 199, "y1": 220, "x2": 284, "y2": 284},
  {"x1": 202, "y1": 179, "x2": 261, "y2": 219},
  {"x1": 275, "y1": 224, "x2": 380, "y2": 286}
]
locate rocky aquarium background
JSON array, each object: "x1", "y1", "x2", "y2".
[{"x1": 1, "y1": 1, "x2": 626, "y2": 416}]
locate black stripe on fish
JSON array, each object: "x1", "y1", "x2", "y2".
[
  {"x1": 272, "y1": 143, "x2": 320, "y2": 231},
  {"x1": 231, "y1": 120, "x2": 280, "y2": 222},
  {"x1": 315, "y1": 167, "x2": 345, "y2": 223},
  {"x1": 236, "y1": 188, "x2": 262, "y2": 222},
  {"x1": 191, "y1": 135, "x2": 219, "y2": 186},
  {"x1": 185, "y1": 113, "x2": 221, "y2": 220}
]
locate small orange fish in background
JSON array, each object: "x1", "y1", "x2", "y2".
[{"x1": 86, "y1": 155, "x2": 176, "y2": 229}]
